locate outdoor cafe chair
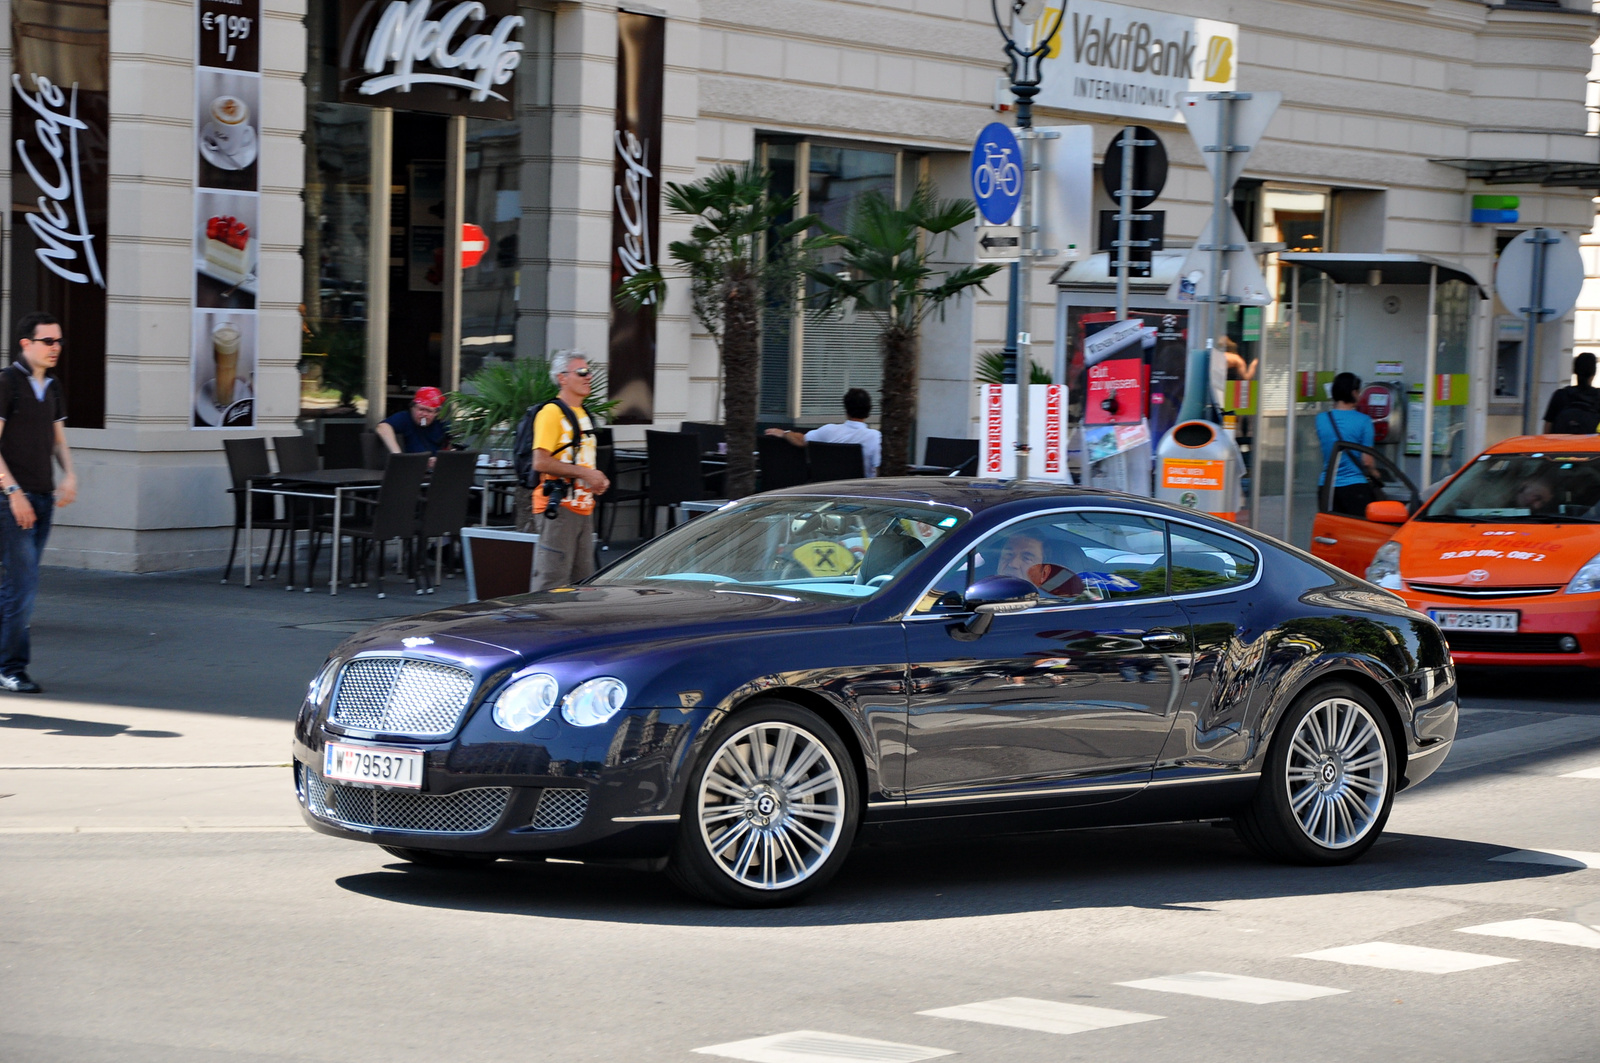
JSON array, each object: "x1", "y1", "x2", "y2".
[
  {"x1": 320, "y1": 422, "x2": 363, "y2": 470},
  {"x1": 924, "y1": 436, "x2": 979, "y2": 475},
  {"x1": 680, "y1": 420, "x2": 726, "y2": 453},
  {"x1": 360, "y1": 431, "x2": 388, "y2": 470},
  {"x1": 322, "y1": 452, "x2": 429, "y2": 598},
  {"x1": 414, "y1": 450, "x2": 477, "y2": 593},
  {"x1": 758, "y1": 434, "x2": 809, "y2": 491},
  {"x1": 645, "y1": 430, "x2": 707, "y2": 533},
  {"x1": 807, "y1": 441, "x2": 866, "y2": 482},
  {"x1": 221, "y1": 437, "x2": 289, "y2": 584},
  {"x1": 272, "y1": 434, "x2": 320, "y2": 475}
]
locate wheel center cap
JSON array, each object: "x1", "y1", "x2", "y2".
[
  {"x1": 756, "y1": 794, "x2": 778, "y2": 817},
  {"x1": 746, "y1": 786, "x2": 782, "y2": 826},
  {"x1": 1319, "y1": 759, "x2": 1341, "y2": 789}
]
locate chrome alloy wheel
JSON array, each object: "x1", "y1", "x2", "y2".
[
  {"x1": 1284, "y1": 696, "x2": 1389, "y2": 849},
  {"x1": 696, "y1": 720, "x2": 846, "y2": 891}
]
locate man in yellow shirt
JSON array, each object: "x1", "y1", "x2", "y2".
[{"x1": 530, "y1": 350, "x2": 610, "y2": 590}]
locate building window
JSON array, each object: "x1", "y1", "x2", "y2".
[{"x1": 757, "y1": 136, "x2": 924, "y2": 421}]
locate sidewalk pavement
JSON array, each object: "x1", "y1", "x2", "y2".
[{"x1": 0, "y1": 565, "x2": 471, "y2": 833}]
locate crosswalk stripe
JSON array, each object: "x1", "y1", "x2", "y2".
[
  {"x1": 1296, "y1": 941, "x2": 1516, "y2": 973},
  {"x1": 1457, "y1": 919, "x2": 1600, "y2": 950},
  {"x1": 1489, "y1": 848, "x2": 1600, "y2": 870},
  {"x1": 693, "y1": 1031, "x2": 954, "y2": 1063},
  {"x1": 1559, "y1": 766, "x2": 1600, "y2": 779},
  {"x1": 918, "y1": 997, "x2": 1162, "y2": 1036},
  {"x1": 1116, "y1": 971, "x2": 1346, "y2": 1004}
]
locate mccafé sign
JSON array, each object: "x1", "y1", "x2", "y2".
[
  {"x1": 339, "y1": 0, "x2": 523, "y2": 119},
  {"x1": 1029, "y1": 0, "x2": 1238, "y2": 123}
]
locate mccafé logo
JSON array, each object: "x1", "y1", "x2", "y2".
[
  {"x1": 1071, "y1": 12, "x2": 1233, "y2": 82},
  {"x1": 356, "y1": 0, "x2": 524, "y2": 102}
]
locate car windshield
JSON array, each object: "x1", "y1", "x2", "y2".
[
  {"x1": 1421, "y1": 451, "x2": 1600, "y2": 522},
  {"x1": 591, "y1": 497, "x2": 968, "y2": 600}
]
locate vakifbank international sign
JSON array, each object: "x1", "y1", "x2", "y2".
[{"x1": 1028, "y1": 0, "x2": 1238, "y2": 122}]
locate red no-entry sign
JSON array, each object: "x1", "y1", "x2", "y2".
[{"x1": 461, "y1": 223, "x2": 488, "y2": 269}]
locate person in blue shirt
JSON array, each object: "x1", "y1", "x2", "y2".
[
  {"x1": 1316, "y1": 372, "x2": 1379, "y2": 516},
  {"x1": 376, "y1": 386, "x2": 454, "y2": 458}
]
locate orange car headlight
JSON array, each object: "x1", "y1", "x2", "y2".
[
  {"x1": 1366, "y1": 541, "x2": 1402, "y2": 589},
  {"x1": 1566, "y1": 552, "x2": 1600, "y2": 594}
]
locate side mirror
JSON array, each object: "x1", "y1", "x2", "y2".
[
  {"x1": 952, "y1": 575, "x2": 1038, "y2": 641},
  {"x1": 1365, "y1": 500, "x2": 1409, "y2": 525}
]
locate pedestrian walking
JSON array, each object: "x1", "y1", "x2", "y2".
[
  {"x1": 765, "y1": 388, "x2": 883, "y2": 477},
  {"x1": 0, "y1": 312, "x2": 78, "y2": 693},
  {"x1": 1542, "y1": 352, "x2": 1600, "y2": 435},
  {"x1": 1316, "y1": 371, "x2": 1379, "y2": 517},
  {"x1": 529, "y1": 350, "x2": 609, "y2": 591}
]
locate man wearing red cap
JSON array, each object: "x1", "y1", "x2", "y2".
[{"x1": 376, "y1": 386, "x2": 454, "y2": 457}]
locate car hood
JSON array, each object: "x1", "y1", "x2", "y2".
[
  {"x1": 1396, "y1": 521, "x2": 1598, "y2": 586},
  {"x1": 336, "y1": 582, "x2": 860, "y2": 663}
]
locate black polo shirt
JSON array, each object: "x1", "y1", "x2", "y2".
[{"x1": 0, "y1": 362, "x2": 66, "y2": 495}]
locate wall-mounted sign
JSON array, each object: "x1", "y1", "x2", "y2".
[
  {"x1": 192, "y1": 0, "x2": 261, "y2": 427},
  {"x1": 339, "y1": 0, "x2": 524, "y2": 120},
  {"x1": 1026, "y1": 0, "x2": 1238, "y2": 122},
  {"x1": 10, "y1": 0, "x2": 110, "y2": 427},
  {"x1": 607, "y1": 9, "x2": 664, "y2": 424}
]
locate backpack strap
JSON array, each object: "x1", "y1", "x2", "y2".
[{"x1": 541, "y1": 398, "x2": 590, "y2": 461}]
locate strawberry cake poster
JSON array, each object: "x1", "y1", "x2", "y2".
[{"x1": 191, "y1": 0, "x2": 260, "y2": 428}]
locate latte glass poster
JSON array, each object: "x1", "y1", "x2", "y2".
[{"x1": 192, "y1": 0, "x2": 260, "y2": 428}]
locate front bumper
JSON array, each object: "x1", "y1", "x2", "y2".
[
  {"x1": 292, "y1": 706, "x2": 708, "y2": 858},
  {"x1": 1400, "y1": 589, "x2": 1600, "y2": 668}
]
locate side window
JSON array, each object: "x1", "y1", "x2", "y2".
[
  {"x1": 1048, "y1": 511, "x2": 1168, "y2": 601},
  {"x1": 1168, "y1": 523, "x2": 1258, "y2": 594}
]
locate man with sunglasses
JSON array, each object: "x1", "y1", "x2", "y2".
[
  {"x1": 530, "y1": 350, "x2": 609, "y2": 591},
  {"x1": 0, "y1": 312, "x2": 79, "y2": 693}
]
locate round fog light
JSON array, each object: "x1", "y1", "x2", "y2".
[{"x1": 1558, "y1": 635, "x2": 1579, "y2": 653}]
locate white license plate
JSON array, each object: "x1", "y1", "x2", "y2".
[
  {"x1": 324, "y1": 741, "x2": 424, "y2": 789},
  {"x1": 1429, "y1": 610, "x2": 1519, "y2": 632}
]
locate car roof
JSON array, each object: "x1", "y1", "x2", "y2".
[
  {"x1": 1485, "y1": 434, "x2": 1600, "y2": 454},
  {"x1": 761, "y1": 477, "x2": 1162, "y2": 515}
]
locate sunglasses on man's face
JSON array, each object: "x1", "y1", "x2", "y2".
[
  {"x1": 28, "y1": 336, "x2": 62, "y2": 347},
  {"x1": 565, "y1": 367, "x2": 591, "y2": 378}
]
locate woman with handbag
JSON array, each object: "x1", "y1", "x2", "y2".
[{"x1": 1316, "y1": 372, "x2": 1381, "y2": 516}]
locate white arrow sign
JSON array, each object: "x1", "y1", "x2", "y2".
[
  {"x1": 1178, "y1": 91, "x2": 1282, "y2": 188},
  {"x1": 1166, "y1": 210, "x2": 1273, "y2": 307}
]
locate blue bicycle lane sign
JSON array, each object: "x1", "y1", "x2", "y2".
[{"x1": 970, "y1": 122, "x2": 1023, "y2": 225}]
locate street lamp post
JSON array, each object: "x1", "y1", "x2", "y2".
[{"x1": 990, "y1": 0, "x2": 1060, "y2": 481}]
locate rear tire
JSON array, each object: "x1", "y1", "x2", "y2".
[
  {"x1": 668, "y1": 701, "x2": 859, "y2": 907},
  {"x1": 1235, "y1": 681, "x2": 1395, "y2": 865},
  {"x1": 379, "y1": 845, "x2": 498, "y2": 869}
]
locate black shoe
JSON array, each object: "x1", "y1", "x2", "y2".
[{"x1": 0, "y1": 672, "x2": 42, "y2": 693}]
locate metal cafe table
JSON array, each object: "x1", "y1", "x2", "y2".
[{"x1": 243, "y1": 468, "x2": 383, "y2": 594}]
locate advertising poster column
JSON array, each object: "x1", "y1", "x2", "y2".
[
  {"x1": 607, "y1": 10, "x2": 665, "y2": 424},
  {"x1": 192, "y1": 0, "x2": 262, "y2": 428},
  {"x1": 10, "y1": 0, "x2": 110, "y2": 427}
]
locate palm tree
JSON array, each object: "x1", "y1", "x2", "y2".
[
  {"x1": 618, "y1": 163, "x2": 832, "y2": 498},
  {"x1": 808, "y1": 186, "x2": 1001, "y2": 476}
]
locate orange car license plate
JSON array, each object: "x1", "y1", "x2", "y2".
[{"x1": 1428, "y1": 609, "x2": 1519, "y2": 633}]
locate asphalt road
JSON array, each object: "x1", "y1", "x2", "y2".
[{"x1": 2, "y1": 570, "x2": 1598, "y2": 1063}]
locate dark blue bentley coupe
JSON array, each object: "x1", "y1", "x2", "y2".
[{"x1": 292, "y1": 480, "x2": 1458, "y2": 906}]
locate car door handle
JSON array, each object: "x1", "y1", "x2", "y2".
[
  {"x1": 1313, "y1": 536, "x2": 1338, "y2": 545},
  {"x1": 1141, "y1": 631, "x2": 1187, "y2": 648}
]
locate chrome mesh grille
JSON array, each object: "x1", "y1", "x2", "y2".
[
  {"x1": 331, "y1": 657, "x2": 476, "y2": 736},
  {"x1": 531, "y1": 788, "x2": 588, "y2": 831},
  {"x1": 301, "y1": 766, "x2": 509, "y2": 834}
]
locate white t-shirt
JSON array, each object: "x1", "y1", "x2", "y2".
[{"x1": 805, "y1": 419, "x2": 881, "y2": 477}]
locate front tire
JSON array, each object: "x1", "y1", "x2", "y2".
[
  {"x1": 1235, "y1": 681, "x2": 1395, "y2": 865},
  {"x1": 668, "y1": 702, "x2": 859, "y2": 907}
]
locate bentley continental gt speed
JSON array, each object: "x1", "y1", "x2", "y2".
[{"x1": 292, "y1": 480, "x2": 1458, "y2": 906}]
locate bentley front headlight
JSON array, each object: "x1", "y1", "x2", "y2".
[
  {"x1": 1366, "y1": 540, "x2": 1403, "y2": 590},
  {"x1": 493, "y1": 673, "x2": 559, "y2": 731},
  {"x1": 1566, "y1": 551, "x2": 1600, "y2": 594},
  {"x1": 562, "y1": 677, "x2": 627, "y2": 727},
  {"x1": 307, "y1": 658, "x2": 341, "y2": 705}
]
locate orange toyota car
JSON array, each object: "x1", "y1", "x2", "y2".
[{"x1": 1311, "y1": 434, "x2": 1600, "y2": 667}]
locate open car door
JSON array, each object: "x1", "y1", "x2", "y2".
[{"x1": 1309, "y1": 441, "x2": 1420, "y2": 577}]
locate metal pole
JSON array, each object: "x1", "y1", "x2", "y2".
[
  {"x1": 1522, "y1": 228, "x2": 1549, "y2": 437},
  {"x1": 1205, "y1": 96, "x2": 1234, "y2": 413},
  {"x1": 1115, "y1": 125, "x2": 1134, "y2": 320},
  {"x1": 1014, "y1": 126, "x2": 1034, "y2": 480},
  {"x1": 1423, "y1": 264, "x2": 1438, "y2": 491},
  {"x1": 1284, "y1": 265, "x2": 1299, "y2": 542}
]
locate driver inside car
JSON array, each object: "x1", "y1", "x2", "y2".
[
  {"x1": 995, "y1": 532, "x2": 1087, "y2": 599},
  {"x1": 1512, "y1": 477, "x2": 1556, "y2": 514}
]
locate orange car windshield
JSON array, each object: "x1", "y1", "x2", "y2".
[{"x1": 1421, "y1": 452, "x2": 1600, "y2": 523}]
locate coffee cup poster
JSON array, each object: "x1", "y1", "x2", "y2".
[{"x1": 191, "y1": 0, "x2": 260, "y2": 429}]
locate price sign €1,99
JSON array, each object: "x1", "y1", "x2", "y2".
[{"x1": 199, "y1": 0, "x2": 259, "y2": 71}]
